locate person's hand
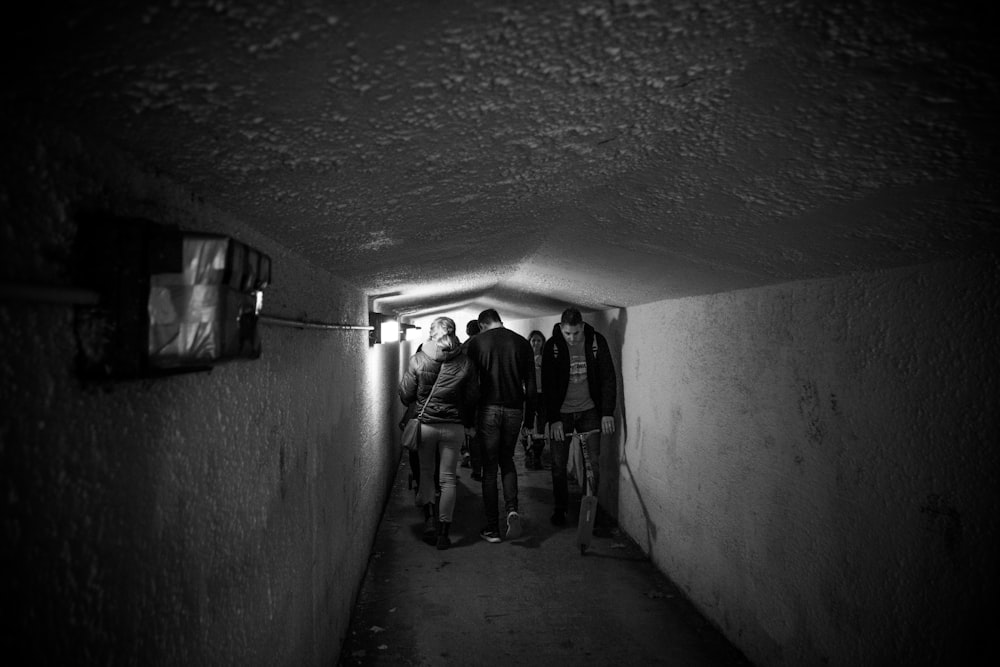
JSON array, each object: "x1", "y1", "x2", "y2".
[
  {"x1": 550, "y1": 421, "x2": 565, "y2": 441},
  {"x1": 601, "y1": 416, "x2": 615, "y2": 435}
]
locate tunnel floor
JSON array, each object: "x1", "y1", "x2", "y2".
[{"x1": 338, "y1": 445, "x2": 752, "y2": 666}]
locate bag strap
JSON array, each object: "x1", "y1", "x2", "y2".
[{"x1": 417, "y1": 362, "x2": 445, "y2": 420}]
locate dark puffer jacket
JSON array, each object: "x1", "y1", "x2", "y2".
[{"x1": 399, "y1": 339, "x2": 479, "y2": 427}]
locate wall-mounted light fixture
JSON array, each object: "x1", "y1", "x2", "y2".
[
  {"x1": 368, "y1": 313, "x2": 421, "y2": 345},
  {"x1": 380, "y1": 317, "x2": 400, "y2": 344},
  {"x1": 72, "y1": 215, "x2": 271, "y2": 380},
  {"x1": 368, "y1": 312, "x2": 384, "y2": 346}
]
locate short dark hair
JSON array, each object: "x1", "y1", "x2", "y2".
[
  {"x1": 478, "y1": 309, "x2": 502, "y2": 326},
  {"x1": 560, "y1": 308, "x2": 583, "y2": 326},
  {"x1": 466, "y1": 320, "x2": 481, "y2": 337}
]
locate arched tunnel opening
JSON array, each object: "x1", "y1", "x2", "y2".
[{"x1": 1, "y1": 2, "x2": 998, "y2": 666}]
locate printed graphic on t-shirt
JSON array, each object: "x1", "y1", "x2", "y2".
[
  {"x1": 569, "y1": 353, "x2": 587, "y2": 385},
  {"x1": 561, "y1": 341, "x2": 595, "y2": 413}
]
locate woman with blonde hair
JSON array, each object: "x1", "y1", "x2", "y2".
[{"x1": 398, "y1": 317, "x2": 479, "y2": 549}]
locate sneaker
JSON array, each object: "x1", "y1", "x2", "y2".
[
  {"x1": 550, "y1": 510, "x2": 566, "y2": 526},
  {"x1": 505, "y1": 511, "x2": 522, "y2": 540},
  {"x1": 479, "y1": 528, "x2": 502, "y2": 543}
]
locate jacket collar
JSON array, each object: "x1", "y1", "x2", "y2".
[{"x1": 423, "y1": 338, "x2": 462, "y2": 363}]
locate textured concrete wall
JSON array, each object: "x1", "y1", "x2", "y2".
[
  {"x1": 0, "y1": 122, "x2": 400, "y2": 664},
  {"x1": 617, "y1": 260, "x2": 999, "y2": 666}
]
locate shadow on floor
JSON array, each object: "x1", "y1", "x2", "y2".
[{"x1": 338, "y1": 448, "x2": 752, "y2": 666}]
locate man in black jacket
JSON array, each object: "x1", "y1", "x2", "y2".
[
  {"x1": 541, "y1": 307, "x2": 617, "y2": 527},
  {"x1": 466, "y1": 309, "x2": 537, "y2": 542}
]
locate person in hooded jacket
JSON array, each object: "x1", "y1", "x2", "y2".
[
  {"x1": 399, "y1": 316, "x2": 479, "y2": 549},
  {"x1": 540, "y1": 307, "x2": 617, "y2": 528}
]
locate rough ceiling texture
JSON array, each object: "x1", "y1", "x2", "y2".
[{"x1": 8, "y1": 0, "x2": 999, "y2": 321}]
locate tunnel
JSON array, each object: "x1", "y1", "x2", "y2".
[{"x1": 1, "y1": 1, "x2": 997, "y2": 665}]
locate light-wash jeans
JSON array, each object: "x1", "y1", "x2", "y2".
[{"x1": 416, "y1": 422, "x2": 464, "y2": 522}]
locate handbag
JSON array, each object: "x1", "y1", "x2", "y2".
[{"x1": 401, "y1": 366, "x2": 444, "y2": 451}]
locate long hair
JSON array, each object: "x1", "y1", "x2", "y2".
[
  {"x1": 429, "y1": 317, "x2": 459, "y2": 352},
  {"x1": 528, "y1": 330, "x2": 546, "y2": 345}
]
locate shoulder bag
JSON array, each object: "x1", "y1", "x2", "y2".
[{"x1": 401, "y1": 365, "x2": 444, "y2": 451}]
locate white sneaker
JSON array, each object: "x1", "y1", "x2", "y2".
[{"x1": 505, "y1": 511, "x2": 522, "y2": 540}]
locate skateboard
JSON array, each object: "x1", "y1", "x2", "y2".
[{"x1": 576, "y1": 433, "x2": 598, "y2": 554}]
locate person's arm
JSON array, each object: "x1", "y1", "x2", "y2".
[
  {"x1": 461, "y1": 359, "x2": 480, "y2": 429},
  {"x1": 522, "y1": 339, "x2": 537, "y2": 402},
  {"x1": 596, "y1": 334, "x2": 617, "y2": 434},
  {"x1": 540, "y1": 340, "x2": 555, "y2": 417},
  {"x1": 540, "y1": 339, "x2": 566, "y2": 440},
  {"x1": 398, "y1": 355, "x2": 419, "y2": 406},
  {"x1": 398, "y1": 402, "x2": 417, "y2": 431},
  {"x1": 520, "y1": 339, "x2": 537, "y2": 432},
  {"x1": 536, "y1": 390, "x2": 548, "y2": 437}
]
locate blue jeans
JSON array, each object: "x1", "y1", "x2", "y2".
[
  {"x1": 550, "y1": 408, "x2": 601, "y2": 513},
  {"x1": 478, "y1": 405, "x2": 522, "y2": 529}
]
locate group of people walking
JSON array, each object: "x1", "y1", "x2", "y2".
[{"x1": 397, "y1": 307, "x2": 617, "y2": 550}]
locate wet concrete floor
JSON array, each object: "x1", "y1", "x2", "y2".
[{"x1": 339, "y1": 446, "x2": 752, "y2": 666}]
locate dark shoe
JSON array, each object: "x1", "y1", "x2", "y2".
[
  {"x1": 436, "y1": 522, "x2": 451, "y2": 550},
  {"x1": 422, "y1": 504, "x2": 437, "y2": 545},
  {"x1": 480, "y1": 528, "x2": 502, "y2": 543},
  {"x1": 550, "y1": 510, "x2": 566, "y2": 526}
]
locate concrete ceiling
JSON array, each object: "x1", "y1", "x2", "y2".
[{"x1": 8, "y1": 0, "x2": 999, "y2": 323}]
